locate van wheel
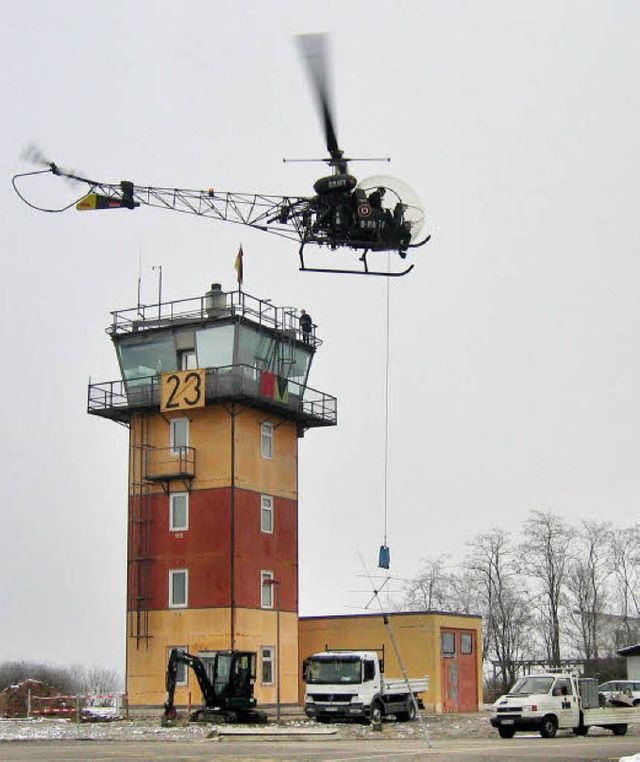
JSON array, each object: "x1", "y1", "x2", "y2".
[
  {"x1": 540, "y1": 715, "x2": 558, "y2": 738},
  {"x1": 498, "y1": 726, "x2": 516, "y2": 738},
  {"x1": 370, "y1": 701, "x2": 384, "y2": 725},
  {"x1": 611, "y1": 724, "x2": 628, "y2": 736}
]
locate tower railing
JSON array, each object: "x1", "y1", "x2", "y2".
[
  {"x1": 107, "y1": 289, "x2": 321, "y2": 349},
  {"x1": 88, "y1": 364, "x2": 337, "y2": 426}
]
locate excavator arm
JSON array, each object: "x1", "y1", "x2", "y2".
[{"x1": 163, "y1": 648, "x2": 215, "y2": 721}]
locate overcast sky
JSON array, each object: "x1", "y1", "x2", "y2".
[{"x1": 1, "y1": 1, "x2": 639, "y2": 674}]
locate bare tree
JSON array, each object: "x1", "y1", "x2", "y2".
[
  {"x1": 403, "y1": 555, "x2": 456, "y2": 611},
  {"x1": 466, "y1": 528, "x2": 531, "y2": 691},
  {"x1": 0, "y1": 661, "x2": 123, "y2": 696},
  {"x1": 519, "y1": 510, "x2": 571, "y2": 665},
  {"x1": 609, "y1": 525, "x2": 640, "y2": 647},
  {"x1": 565, "y1": 520, "x2": 612, "y2": 659}
]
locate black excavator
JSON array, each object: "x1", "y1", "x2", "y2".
[{"x1": 163, "y1": 648, "x2": 267, "y2": 723}]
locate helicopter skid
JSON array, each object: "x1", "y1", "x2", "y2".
[
  {"x1": 299, "y1": 243, "x2": 415, "y2": 276},
  {"x1": 300, "y1": 263, "x2": 414, "y2": 277}
]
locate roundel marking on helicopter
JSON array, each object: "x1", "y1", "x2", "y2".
[{"x1": 358, "y1": 203, "x2": 372, "y2": 218}]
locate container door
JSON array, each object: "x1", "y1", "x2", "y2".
[{"x1": 440, "y1": 629, "x2": 478, "y2": 712}]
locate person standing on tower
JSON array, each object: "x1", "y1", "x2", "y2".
[{"x1": 299, "y1": 309, "x2": 312, "y2": 344}]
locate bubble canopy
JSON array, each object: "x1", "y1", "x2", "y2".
[{"x1": 356, "y1": 175, "x2": 426, "y2": 244}]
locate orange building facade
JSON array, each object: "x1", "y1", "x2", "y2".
[
  {"x1": 299, "y1": 612, "x2": 483, "y2": 713},
  {"x1": 88, "y1": 285, "x2": 336, "y2": 708}
]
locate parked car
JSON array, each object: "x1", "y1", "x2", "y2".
[{"x1": 598, "y1": 681, "x2": 640, "y2": 707}]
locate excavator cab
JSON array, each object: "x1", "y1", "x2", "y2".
[{"x1": 163, "y1": 648, "x2": 263, "y2": 723}]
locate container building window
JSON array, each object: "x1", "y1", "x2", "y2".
[
  {"x1": 441, "y1": 631, "x2": 456, "y2": 657},
  {"x1": 461, "y1": 633, "x2": 473, "y2": 654}
]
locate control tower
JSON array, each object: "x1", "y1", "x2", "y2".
[{"x1": 88, "y1": 284, "x2": 337, "y2": 708}]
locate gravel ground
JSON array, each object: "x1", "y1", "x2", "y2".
[{"x1": 0, "y1": 713, "x2": 638, "y2": 743}]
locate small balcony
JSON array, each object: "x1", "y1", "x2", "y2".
[{"x1": 144, "y1": 446, "x2": 195, "y2": 482}]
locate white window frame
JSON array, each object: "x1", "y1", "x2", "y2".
[
  {"x1": 260, "y1": 494, "x2": 274, "y2": 534},
  {"x1": 170, "y1": 492, "x2": 189, "y2": 531},
  {"x1": 261, "y1": 646, "x2": 275, "y2": 685},
  {"x1": 180, "y1": 350, "x2": 197, "y2": 370},
  {"x1": 169, "y1": 646, "x2": 189, "y2": 686},
  {"x1": 170, "y1": 417, "x2": 189, "y2": 456},
  {"x1": 261, "y1": 570, "x2": 274, "y2": 609},
  {"x1": 169, "y1": 569, "x2": 189, "y2": 608},
  {"x1": 260, "y1": 421, "x2": 274, "y2": 460}
]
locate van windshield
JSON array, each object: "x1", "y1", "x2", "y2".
[
  {"x1": 305, "y1": 657, "x2": 362, "y2": 685},
  {"x1": 509, "y1": 677, "x2": 554, "y2": 696}
]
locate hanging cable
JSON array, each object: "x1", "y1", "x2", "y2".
[
  {"x1": 378, "y1": 254, "x2": 392, "y2": 572},
  {"x1": 383, "y1": 268, "x2": 391, "y2": 546}
]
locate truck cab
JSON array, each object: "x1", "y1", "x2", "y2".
[{"x1": 303, "y1": 650, "x2": 428, "y2": 723}]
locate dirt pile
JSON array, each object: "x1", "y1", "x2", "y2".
[{"x1": 0, "y1": 680, "x2": 60, "y2": 718}]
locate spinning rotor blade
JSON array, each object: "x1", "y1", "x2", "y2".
[{"x1": 296, "y1": 33, "x2": 341, "y2": 160}]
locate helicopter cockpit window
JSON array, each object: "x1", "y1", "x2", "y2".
[{"x1": 357, "y1": 175, "x2": 425, "y2": 249}]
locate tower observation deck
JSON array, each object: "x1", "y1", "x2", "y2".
[{"x1": 87, "y1": 284, "x2": 337, "y2": 431}]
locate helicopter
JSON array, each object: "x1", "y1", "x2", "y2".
[{"x1": 12, "y1": 34, "x2": 430, "y2": 277}]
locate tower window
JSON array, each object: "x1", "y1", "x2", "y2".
[
  {"x1": 261, "y1": 570, "x2": 274, "y2": 609},
  {"x1": 261, "y1": 495, "x2": 274, "y2": 534},
  {"x1": 170, "y1": 493, "x2": 189, "y2": 531},
  {"x1": 169, "y1": 569, "x2": 189, "y2": 608},
  {"x1": 180, "y1": 350, "x2": 197, "y2": 370},
  {"x1": 261, "y1": 646, "x2": 275, "y2": 685},
  {"x1": 168, "y1": 646, "x2": 189, "y2": 685},
  {"x1": 170, "y1": 417, "x2": 189, "y2": 455},
  {"x1": 260, "y1": 422, "x2": 274, "y2": 459}
]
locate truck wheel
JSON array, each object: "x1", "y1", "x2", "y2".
[
  {"x1": 397, "y1": 701, "x2": 417, "y2": 722},
  {"x1": 498, "y1": 726, "x2": 516, "y2": 738},
  {"x1": 540, "y1": 715, "x2": 558, "y2": 738},
  {"x1": 370, "y1": 701, "x2": 384, "y2": 725},
  {"x1": 611, "y1": 724, "x2": 628, "y2": 736}
]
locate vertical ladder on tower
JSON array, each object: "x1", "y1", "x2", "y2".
[{"x1": 128, "y1": 413, "x2": 153, "y2": 647}]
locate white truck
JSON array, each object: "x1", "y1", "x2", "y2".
[
  {"x1": 302, "y1": 649, "x2": 429, "y2": 724},
  {"x1": 490, "y1": 671, "x2": 640, "y2": 739}
]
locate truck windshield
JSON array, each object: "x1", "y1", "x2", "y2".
[
  {"x1": 509, "y1": 677, "x2": 554, "y2": 696},
  {"x1": 305, "y1": 658, "x2": 362, "y2": 685}
]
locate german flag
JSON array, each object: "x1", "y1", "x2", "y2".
[{"x1": 234, "y1": 244, "x2": 244, "y2": 286}]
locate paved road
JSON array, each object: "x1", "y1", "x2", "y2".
[{"x1": 0, "y1": 735, "x2": 638, "y2": 761}]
